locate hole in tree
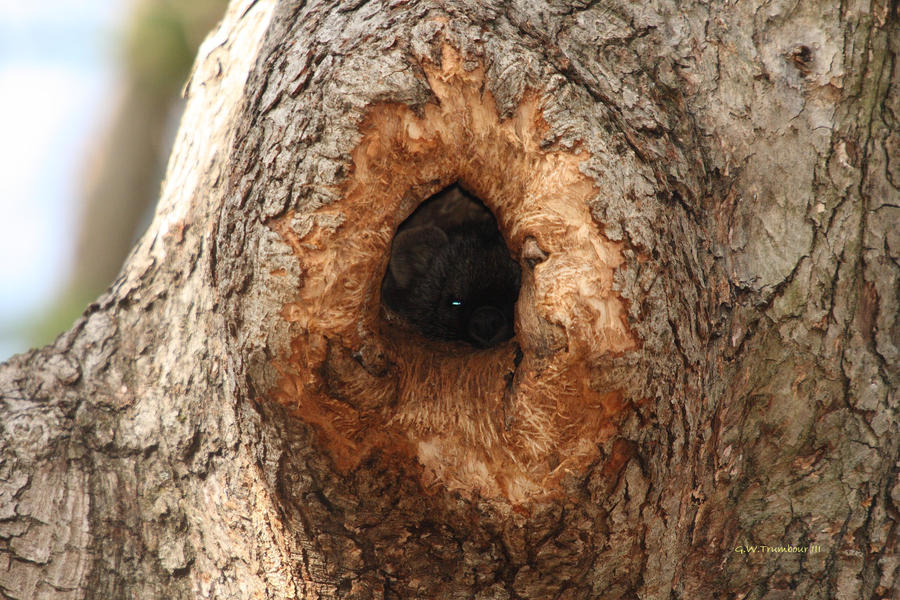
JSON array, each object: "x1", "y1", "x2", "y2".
[
  {"x1": 788, "y1": 45, "x2": 814, "y2": 75},
  {"x1": 381, "y1": 184, "x2": 521, "y2": 348}
]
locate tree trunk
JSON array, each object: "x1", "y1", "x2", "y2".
[{"x1": 2, "y1": 0, "x2": 897, "y2": 598}]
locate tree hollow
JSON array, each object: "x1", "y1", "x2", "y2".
[{"x1": 270, "y1": 45, "x2": 636, "y2": 503}]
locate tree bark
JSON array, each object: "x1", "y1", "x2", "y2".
[{"x1": 1, "y1": 1, "x2": 897, "y2": 598}]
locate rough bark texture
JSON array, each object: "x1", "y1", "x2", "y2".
[{"x1": 1, "y1": 0, "x2": 898, "y2": 599}]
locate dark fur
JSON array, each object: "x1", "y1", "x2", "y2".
[{"x1": 382, "y1": 187, "x2": 521, "y2": 347}]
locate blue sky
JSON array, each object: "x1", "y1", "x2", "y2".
[{"x1": 0, "y1": 1, "x2": 127, "y2": 360}]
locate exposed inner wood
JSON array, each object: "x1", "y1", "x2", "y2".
[{"x1": 270, "y1": 45, "x2": 637, "y2": 503}]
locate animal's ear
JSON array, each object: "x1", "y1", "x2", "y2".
[{"x1": 388, "y1": 225, "x2": 449, "y2": 288}]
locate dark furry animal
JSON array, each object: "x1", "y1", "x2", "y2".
[{"x1": 382, "y1": 186, "x2": 521, "y2": 347}]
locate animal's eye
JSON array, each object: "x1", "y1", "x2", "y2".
[{"x1": 449, "y1": 299, "x2": 463, "y2": 308}]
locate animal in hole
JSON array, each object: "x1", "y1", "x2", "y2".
[{"x1": 382, "y1": 186, "x2": 521, "y2": 347}]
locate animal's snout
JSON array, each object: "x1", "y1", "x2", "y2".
[{"x1": 467, "y1": 305, "x2": 511, "y2": 347}]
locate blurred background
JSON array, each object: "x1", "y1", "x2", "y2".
[{"x1": 0, "y1": 0, "x2": 227, "y2": 361}]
